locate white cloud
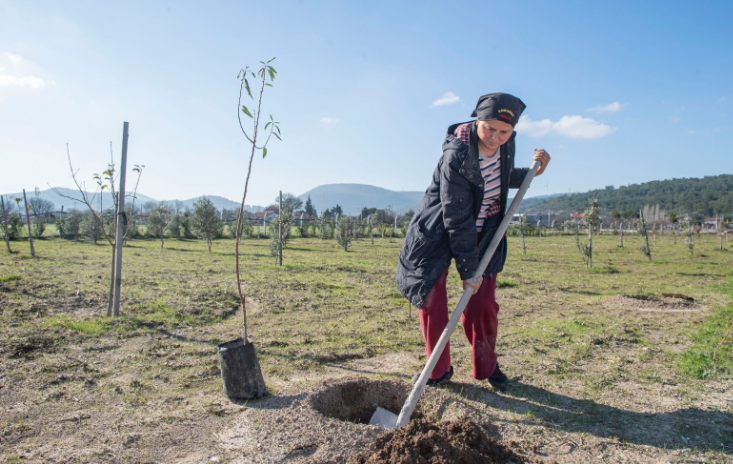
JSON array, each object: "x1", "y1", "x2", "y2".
[
  {"x1": 589, "y1": 101, "x2": 622, "y2": 113},
  {"x1": 320, "y1": 116, "x2": 339, "y2": 124},
  {"x1": 0, "y1": 52, "x2": 55, "y2": 91},
  {"x1": 515, "y1": 115, "x2": 616, "y2": 139},
  {"x1": 719, "y1": 96, "x2": 727, "y2": 103},
  {"x1": 0, "y1": 74, "x2": 55, "y2": 89},
  {"x1": 2, "y1": 53, "x2": 23, "y2": 63},
  {"x1": 432, "y1": 91, "x2": 461, "y2": 107}
]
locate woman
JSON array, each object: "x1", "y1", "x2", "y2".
[{"x1": 396, "y1": 92, "x2": 550, "y2": 391}]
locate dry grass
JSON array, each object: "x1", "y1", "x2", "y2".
[{"x1": 0, "y1": 232, "x2": 731, "y2": 463}]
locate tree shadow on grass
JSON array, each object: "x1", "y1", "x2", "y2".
[{"x1": 445, "y1": 381, "x2": 732, "y2": 453}]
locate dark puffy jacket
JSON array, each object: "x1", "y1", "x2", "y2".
[{"x1": 396, "y1": 121, "x2": 529, "y2": 308}]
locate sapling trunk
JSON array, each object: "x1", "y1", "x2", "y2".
[
  {"x1": 1, "y1": 196, "x2": 11, "y2": 253},
  {"x1": 22, "y1": 189, "x2": 35, "y2": 257},
  {"x1": 588, "y1": 223, "x2": 593, "y2": 268},
  {"x1": 235, "y1": 59, "x2": 280, "y2": 344}
]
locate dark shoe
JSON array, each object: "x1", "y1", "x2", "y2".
[
  {"x1": 488, "y1": 364, "x2": 509, "y2": 392},
  {"x1": 412, "y1": 366, "x2": 453, "y2": 386}
]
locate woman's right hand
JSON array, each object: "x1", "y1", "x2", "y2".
[{"x1": 463, "y1": 277, "x2": 483, "y2": 295}]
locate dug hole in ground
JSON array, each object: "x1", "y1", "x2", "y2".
[{"x1": 219, "y1": 377, "x2": 546, "y2": 464}]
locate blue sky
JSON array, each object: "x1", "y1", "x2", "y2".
[{"x1": 1, "y1": 0, "x2": 731, "y2": 209}]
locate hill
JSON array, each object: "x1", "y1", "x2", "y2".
[
  {"x1": 0, "y1": 188, "x2": 157, "y2": 213},
  {"x1": 522, "y1": 174, "x2": 733, "y2": 217},
  {"x1": 297, "y1": 184, "x2": 424, "y2": 215},
  {"x1": 0, "y1": 188, "x2": 262, "y2": 214}
]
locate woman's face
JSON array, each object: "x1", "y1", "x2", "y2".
[{"x1": 476, "y1": 119, "x2": 514, "y2": 153}]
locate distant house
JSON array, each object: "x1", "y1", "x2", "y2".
[
  {"x1": 570, "y1": 211, "x2": 584, "y2": 221},
  {"x1": 251, "y1": 205, "x2": 279, "y2": 224}
]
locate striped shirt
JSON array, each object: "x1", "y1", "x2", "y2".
[{"x1": 454, "y1": 123, "x2": 502, "y2": 232}]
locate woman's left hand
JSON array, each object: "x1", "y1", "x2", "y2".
[{"x1": 533, "y1": 149, "x2": 551, "y2": 176}]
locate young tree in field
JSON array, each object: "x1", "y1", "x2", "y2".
[
  {"x1": 147, "y1": 203, "x2": 172, "y2": 248},
  {"x1": 57, "y1": 210, "x2": 83, "y2": 240},
  {"x1": 717, "y1": 215, "x2": 725, "y2": 251},
  {"x1": 612, "y1": 210, "x2": 624, "y2": 247},
  {"x1": 53, "y1": 143, "x2": 144, "y2": 316},
  {"x1": 81, "y1": 212, "x2": 103, "y2": 244},
  {"x1": 269, "y1": 206, "x2": 293, "y2": 258},
  {"x1": 669, "y1": 212, "x2": 679, "y2": 244},
  {"x1": 519, "y1": 213, "x2": 527, "y2": 255},
  {"x1": 192, "y1": 196, "x2": 223, "y2": 252},
  {"x1": 580, "y1": 199, "x2": 601, "y2": 268},
  {"x1": 304, "y1": 195, "x2": 316, "y2": 218},
  {"x1": 279, "y1": 193, "x2": 303, "y2": 213},
  {"x1": 335, "y1": 216, "x2": 353, "y2": 251},
  {"x1": 28, "y1": 188, "x2": 55, "y2": 239},
  {"x1": 0, "y1": 196, "x2": 12, "y2": 252},
  {"x1": 639, "y1": 210, "x2": 652, "y2": 261},
  {"x1": 234, "y1": 57, "x2": 281, "y2": 342},
  {"x1": 685, "y1": 217, "x2": 695, "y2": 255}
]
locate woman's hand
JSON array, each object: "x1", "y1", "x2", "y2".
[
  {"x1": 463, "y1": 277, "x2": 483, "y2": 295},
  {"x1": 533, "y1": 149, "x2": 551, "y2": 176}
]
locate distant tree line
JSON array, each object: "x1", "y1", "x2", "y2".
[{"x1": 524, "y1": 174, "x2": 733, "y2": 219}]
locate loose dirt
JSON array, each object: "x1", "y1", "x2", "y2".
[{"x1": 347, "y1": 417, "x2": 543, "y2": 464}]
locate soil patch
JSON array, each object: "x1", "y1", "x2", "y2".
[
  {"x1": 347, "y1": 417, "x2": 542, "y2": 464},
  {"x1": 607, "y1": 294, "x2": 707, "y2": 312}
]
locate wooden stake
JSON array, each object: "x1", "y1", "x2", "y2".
[{"x1": 112, "y1": 122, "x2": 129, "y2": 317}]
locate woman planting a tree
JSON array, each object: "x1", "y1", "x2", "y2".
[{"x1": 397, "y1": 93, "x2": 550, "y2": 391}]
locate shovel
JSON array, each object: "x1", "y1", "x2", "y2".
[{"x1": 370, "y1": 160, "x2": 541, "y2": 428}]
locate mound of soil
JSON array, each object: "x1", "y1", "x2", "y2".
[{"x1": 347, "y1": 417, "x2": 542, "y2": 464}]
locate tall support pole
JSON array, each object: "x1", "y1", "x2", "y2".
[
  {"x1": 22, "y1": 189, "x2": 35, "y2": 257},
  {"x1": 278, "y1": 190, "x2": 283, "y2": 266},
  {"x1": 107, "y1": 192, "x2": 119, "y2": 316},
  {"x1": 112, "y1": 122, "x2": 130, "y2": 317}
]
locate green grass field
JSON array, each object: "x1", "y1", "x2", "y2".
[{"x1": 1, "y1": 231, "x2": 731, "y2": 462}]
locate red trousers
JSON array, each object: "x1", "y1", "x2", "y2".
[{"x1": 419, "y1": 268, "x2": 500, "y2": 380}]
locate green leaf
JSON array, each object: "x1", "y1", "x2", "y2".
[
  {"x1": 265, "y1": 83, "x2": 273, "y2": 87},
  {"x1": 244, "y1": 78, "x2": 252, "y2": 98},
  {"x1": 264, "y1": 122, "x2": 271, "y2": 130},
  {"x1": 267, "y1": 57, "x2": 277, "y2": 63},
  {"x1": 268, "y1": 67, "x2": 275, "y2": 81},
  {"x1": 262, "y1": 147, "x2": 268, "y2": 158},
  {"x1": 241, "y1": 105, "x2": 253, "y2": 118},
  {"x1": 274, "y1": 133, "x2": 282, "y2": 141}
]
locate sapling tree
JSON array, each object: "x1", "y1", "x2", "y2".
[
  {"x1": 269, "y1": 207, "x2": 293, "y2": 258},
  {"x1": 335, "y1": 216, "x2": 353, "y2": 251},
  {"x1": 81, "y1": 211, "x2": 103, "y2": 244},
  {"x1": 519, "y1": 213, "x2": 527, "y2": 255},
  {"x1": 0, "y1": 196, "x2": 12, "y2": 252},
  {"x1": 192, "y1": 196, "x2": 223, "y2": 252},
  {"x1": 579, "y1": 199, "x2": 601, "y2": 268},
  {"x1": 717, "y1": 215, "x2": 725, "y2": 250},
  {"x1": 669, "y1": 213, "x2": 679, "y2": 244},
  {"x1": 28, "y1": 188, "x2": 55, "y2": 239},
  {"x1": 53, "y1": 144, "x2": 144, "y2": 316},
  {"x1": 234, "y1": 58, "x2": 281, "y2": 342},
  {"x1": 57, "y1": 210, "x2": 83, "y2": 240},
  {"x1": 639, "y1": 210, "x2": 652, "y2": 261},
  {"x1": 685, "y1": 218, "x2": 695, "y2": 255},
  {"x1": 147, "y1": 203, "x2": 172, "y2": 248}
]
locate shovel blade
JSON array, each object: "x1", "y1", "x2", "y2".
[{"x1": 369, "y1": 406, "x2": 398, "y2": 428}]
